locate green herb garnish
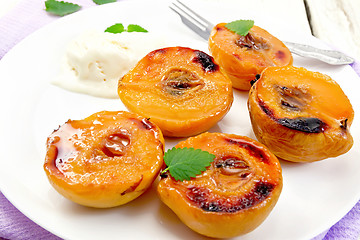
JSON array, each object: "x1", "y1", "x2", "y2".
[
  {"x1": 126, "y1": 24, "x2": 148, "y2": 33},
  {"x1": 105, "y1": 23, "x2": 125, "y2": 33},
  {"x1": 105, "y1": 23, "x2": 148, "y2": 34},
  {"x1": 45, "y1": 0, "x2": 81, "y2": 16},
  {"x1": 161, "y1": 147, "x2": 215, "y2": 181},
  {"x1": 225, "y1": 20, "x2": 254, "y2": 36},
  {"x1": 93, "y1": 0, "x2": 117, "y2": 4}
]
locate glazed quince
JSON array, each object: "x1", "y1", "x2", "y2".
[
  {"x1": 157, "y1": 132, "x2": 283, "y2": 238},
  {"x1": 118, "y1": 46, "x2": 233, "y2": 137},
  {"x1": 209, "y1": 23, "x2": 293, "y2": 90},
  {"x1": 248, "y1": 66, "x2": 354, "y2": 162},
  {"x1": 43, "y1": 111, "x2": 164, "y2": 208}
]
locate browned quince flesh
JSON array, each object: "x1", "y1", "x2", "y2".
[
  {"x1": 209, "y1": 23, "x2": 293, "y2": 90},
  {"x1": 157, "y1": 132, "x2": 283, "y2": 238},
  {"x1": 248, "y1": 66, "x2": 354, "y2": 162},
  {"x1": 118, "y1": 47, "x2": 233, "y2": 137},
  {"x1": 43, "y1": 111, "x2": 164, "y2": 208}
]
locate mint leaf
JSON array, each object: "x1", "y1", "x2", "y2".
[
  {"x1": 225, "y1": 20, "x2": 254, "y2": 36},
  {"x1": 105, "y1": 23, "x2": 148, "y2": 34},
  {"x1": 45, "y1": 0, "x2": 81, "y2": 16},
  {"x1": 105, "y1": 23, "x2": 125, "y2": 34},
  {"x1": 162, "y1": 147, "x2": 215, "y2": 181},
  {"x1": 127, "y1": 24, "x2": 148, "y2": 33},
  {"x1": 93, "y1": 0, "x2": 116, "y2": 4}
]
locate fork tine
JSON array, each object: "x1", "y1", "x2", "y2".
[
  {"x1": 170, "y1": 0, "x2": 213, "y2": 40},
  {"x1": 173, "y1": 0, "x2": 212, "y2": 27},
  {"x1": 170, "y1": 3, "x2": 206, "y2": 31}
]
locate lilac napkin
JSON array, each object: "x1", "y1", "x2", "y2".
[
  {"x1": 0, "y1": 1, "x2": 359, "y2": 239},
  {"x1": 0, "y1": 0, "x2": 97, "y2": 59}
]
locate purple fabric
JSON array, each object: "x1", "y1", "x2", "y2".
[
  {"x1": 0, "y1": 192, "x2": 61, "y2": 240},
  {"x1": 0, "y1": 0, "x2": 97, "y2": 59},
  {"x1": 0, "y1": 1, "x2": 359, "y2": 239}
]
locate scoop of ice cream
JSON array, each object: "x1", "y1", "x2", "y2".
[{"x1": 53, "y1": 30, "x2": 168, "y2": 98}]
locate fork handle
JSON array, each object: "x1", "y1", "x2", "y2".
[{"x1": 283, "y1": 41, "x2": 354, "y2": 65}]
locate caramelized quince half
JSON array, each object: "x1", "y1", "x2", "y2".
[
  {"x1": 209, "y1": 23, "x2": 293, "y2": 90},
  {"x1": 157, "y1": 132, "x2": 283, "y2": 238},
  {"x1": 43, "y1": 111, "x2": 164, "y2": 208},
  {"x1": 118, "y1": 47, "x2": 233, "y2": 137},
  {"x1": 248, "y1": 66, "x2": 354, "y2": 162}
]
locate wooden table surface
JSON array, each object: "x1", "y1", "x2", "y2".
[{"x1": 0, "y1": 0, "x2": 359, "y2": 61}]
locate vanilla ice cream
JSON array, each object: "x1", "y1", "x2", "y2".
[{"x1": 53, "y1": 30, "x2": 168, "y2": 98}]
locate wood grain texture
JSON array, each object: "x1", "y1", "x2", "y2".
[{"x1": 305, "y1": 0, "x2": 360, "y2": 60}]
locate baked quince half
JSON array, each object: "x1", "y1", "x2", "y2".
[
  {"x1": 118, "y1": 46, "x2": 233, "y2": 137},
  {"x1": 157, "y1": 132, "x2": 283, "y2": 238},
  {"x1": 43, "y1": 111, "x2": 164, "y2": 208},
  {"x1": 209, "y1": 22, "x2": 293, "y2": 90},
  {"x1": 248, "y1": 66, "x2": 354, "y2": 162}
]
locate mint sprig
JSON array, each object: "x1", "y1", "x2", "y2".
[
  {"x1": 162, "y1": 147, "x2": 215, "y2": 181},
  {"x1": 93, "y1": 0, "x2": 117, "y2": 4},
  {"x1": 225, "y1": 20, "x2": 254, "y2": 36},
  {"x1": 45, "y1": 0, "x2": 81, "y2": 16},
  {"x1": 45, "y1": 0, "x2": 117, "y2": 17},
  {"x1": 105, "y1": 23, "x2": 148, "y2": 34}
]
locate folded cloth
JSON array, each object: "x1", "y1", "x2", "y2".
[
  {"x1": 0, "y1": 1, "x2": 359, "y2": 239},
  {"x1": 312, "y1": 199, "x2": 360, "y2": 240},
  {"x1": 0, "y1": 192, "x2": 61, "y2": 240},
  {"x1": 0, "y1": 0, "x2": 96, "y2": 59}
]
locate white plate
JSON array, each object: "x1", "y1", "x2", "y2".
[{"x1": 0, "y1": 0, "x2": 359, "y2": 239}]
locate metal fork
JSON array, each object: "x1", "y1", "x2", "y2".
[{"x1": 169, "y1": 0, "x2": 354, "y2": 65}]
